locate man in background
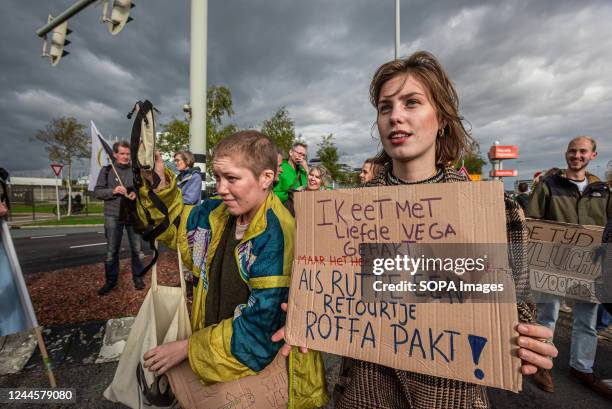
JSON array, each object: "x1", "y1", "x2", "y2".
[
  {"x1": 515, "y1": 182, "x2": 529, "y2": 211},
  {"x1": 527, "y1": 136, "x2": 612, "y2": 399},
  {"x1": 94, "y1": 141, "x2": 145, "y2": 295}
]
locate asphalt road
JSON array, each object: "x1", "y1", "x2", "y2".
[
  {"x1": 10, "y1": 226, "x2": 154, "y2": 274},
  {"x1": 1, "y1": 322, "x2": 609, "y2": 409},
  {"x1": 487, "y1": 322, "x2": 612, "y2": 408}
]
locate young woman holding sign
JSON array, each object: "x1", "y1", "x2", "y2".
[{"x1": 273, "y1": 51, "x2": 558, "y2": 408}]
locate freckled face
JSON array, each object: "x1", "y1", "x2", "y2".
[
  {"x1": 376, "y1": 74, "x2": 440, "y2": 164},
  {"x1": 213, "y1": 155, "x2": 273, "y2": 221}
]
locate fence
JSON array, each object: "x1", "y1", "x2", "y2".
[{"x1": 8, "y1": 185, "x2": 104, "y2": 220}]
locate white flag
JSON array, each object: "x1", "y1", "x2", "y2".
[{"x1": 88, "y1": 121, "x2": 111, "y2": 191}]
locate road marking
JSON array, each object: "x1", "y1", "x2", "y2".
[
  {"x1": 30, "y1": 234, "x2": 67, "y2": 239},
  {"x1": 70, "y1": 242, "x2": 107, "y2": 248}
]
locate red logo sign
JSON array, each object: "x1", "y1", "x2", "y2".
[
  {"x1": 488, "y1": 146, "x2": 519, "y2": 160},
  {"x1": 50, "y1": 163, "x2": 64, "y2": 177},
  {"x1": 490, "y1": 169, "x2": 518, "y2": 177}
]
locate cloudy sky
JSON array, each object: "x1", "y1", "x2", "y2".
[{"x1": 1, "y1": 0, "x2": 610, "y2": 188}]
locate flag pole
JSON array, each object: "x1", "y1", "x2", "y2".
[
  {"x1": 96, "y1": 133, "x2": 126, "y2": 189},
  {"x1": 34, "y1": 326, "x2": 57, "y2": 387},
  {"x1": 108, "y1": 162, "x2": 125, "y2": 189},
  {"x1": 1, "y1": 220, "x2": 57, "y2": 387}
]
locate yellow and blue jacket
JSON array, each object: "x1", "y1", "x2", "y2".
[{"x1": 137, "y1": 169, "x2": 328, "y2": 409}]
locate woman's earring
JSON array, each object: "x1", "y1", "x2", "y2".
[{"x1": 438, "y1": 128, "x2": 445, "y2": 137}]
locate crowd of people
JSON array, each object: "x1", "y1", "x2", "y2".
[
  {"x1": 84, "y1": 50, "x2": 609, "y2": 407},
  {"x1": 117, "y1": 52, "x2": 609, "y2": 408}
]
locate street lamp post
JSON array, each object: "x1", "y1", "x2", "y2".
[
  {"x1": 395, "y1": 0, "x2": 400, "y2": 59},
  {"x1": 190, "y1": 0, "x2": 208, "y2": 194}
]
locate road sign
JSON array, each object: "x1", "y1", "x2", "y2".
[
  {"x1": 458, "y1": 166, "x2": 472, "y2": 181},
  {"x1": 50, "y1": 163, "x2": 63, "y2": 221},
  {"x1": 50, "y1": 163, "x2": 64, "y2": 177}
]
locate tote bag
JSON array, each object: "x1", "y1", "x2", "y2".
[{"x1": 104, "y1": 249, "x2": 191, "y2": 408}]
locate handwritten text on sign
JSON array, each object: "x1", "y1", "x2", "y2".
[
  {"x1": 526, "y1": 219, "x2": 603, "y2": 302},
  {"x1": 315, "y1": 196, "x2": 457, "y2": 256},
  {"x1": 287, "y1": 183, "x2": 521, "y2": 392}
]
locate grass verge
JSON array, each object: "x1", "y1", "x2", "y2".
[
  {"x1": 10, "y1": 203, "x2": 104, "y2": 214},
  {"x1": 23, "y1": 215, "x2": 105, "y2": 226}
]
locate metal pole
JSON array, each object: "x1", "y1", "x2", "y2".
[
  {"x1": 395, "y1": 0, "x2": 400, "y2": 59},
  {"x1": 35, "y1": 0, "x2": 96, "y2": 37},
  {"x1": 190, "y1": 0, "x2": 208, "y2": 187},
  {"x1": 55, "y1": 175, "x2": 60, "y2": 221},
  {"x1": 31, "y1": 188, "x2": 36, "y2": 221},
  {"x1": 492, "y1": 140, "x2": 500, "y2": 181}
]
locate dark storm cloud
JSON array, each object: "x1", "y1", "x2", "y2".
[{"x1": 0, "y1": 0, "x2": 610, "y2": 185}]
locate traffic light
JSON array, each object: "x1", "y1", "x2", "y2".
[
  {"x1": 44, "y1": 15, "x2": 72, "y2": 66},
  {"x1": 102, "y1": 0, "x2": 135, "y2": 35}
]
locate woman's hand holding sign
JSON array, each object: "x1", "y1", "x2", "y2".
[
  {"x1": 516, "y1": 324, "x2": 558, "y2": 375},
  {"x1": 271, "y1": 303, "x2": 308, "y2": 357}
]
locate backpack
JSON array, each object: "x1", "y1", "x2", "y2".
[{"x1": 125, "y1": 100, "x2": 180, "y2": 277}]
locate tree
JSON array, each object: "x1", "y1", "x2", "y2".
[
  {"x1": 157, "y1": 119, "x2": 189, "y2": 159},
  {"x1": 316, "y1": 134, "x2": 341, "y2": 182},
  {"x1": 461, "y1": 151, "x2": 487, "y2": 175},
  {"x1": 206, "y1": 86, "x2": 236, "y2": 161},
  {"x1": 157, "y1": 86, "x2": 237, "y2": 165},
  {"x1": 261, "y1": 107, "x2": 296, "y2": 156},
  {"x1": 34, "y1": 117, "x2": 88, "y2": 215},
  {"x1": 340, "y1": 166, "x2": 361, "y2": 186},
  {"x1": 456, "y1": 141, "x2": 487, "y2": 175}
]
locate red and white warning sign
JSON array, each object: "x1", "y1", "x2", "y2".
[
  {"x1": 50, "y1": 163, "x2": 64, "y2": 177},
  {"x1": 458, "y1": 166, "x2": 472, "y2": 181}
]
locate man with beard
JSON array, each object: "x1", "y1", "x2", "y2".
[{"x1": 528, "y1": 136, "x2": 612, "y2": 399}]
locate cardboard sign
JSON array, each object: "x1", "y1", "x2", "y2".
[
  {"x1": 167, "y1": 353, "x2": 288, "y2": 409},
  {"x1": 526, "y1": 219, "x2": 604, "y2": 302},
  {"x1": 286, "y1": 182, "x2": 522, "y2": 392}
]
